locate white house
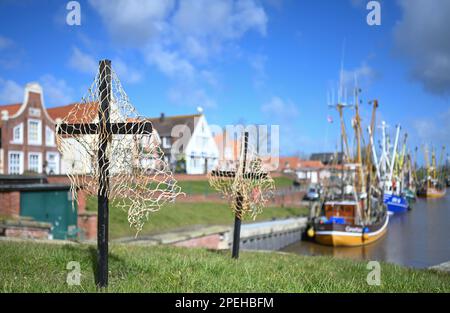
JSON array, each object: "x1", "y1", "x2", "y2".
[{"x1": 149, "y1": 113, "x2": 219, "y2": 174}]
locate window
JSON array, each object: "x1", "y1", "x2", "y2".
[
  {"x1": 8, "y1": 151, "x2": 23, "y2": 174},
  {"x1": 29, "y1": 108, "x2": 41, "y2": 117},
  {"x1": 12, "y1": 123, "x2": 23, "y2": 144},
  {"x1": 46, "y1": 152, "x2": 59, "y2": 175},
  {"x1": 191, "y1": 155, "x2": 198, "y2": 168},
  {"x1": 28, "y1": 153, "x2": 41, "y2": 173},
  {"x1": 162, "y1": 137, "x2": 171, "y2": 148},
  {"x1": 28, "y1": 119, "x2": 42, "y2": 145},
  {"x1": 46, "y1": 126, "x2": 55, "y2": 146}
]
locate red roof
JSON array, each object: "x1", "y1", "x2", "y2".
[
  {"x1": 298, "y1": 160, "x2": 324, "y2": 168},
  {"x1": 47, "y1": 102, "x2": 98, "y2": 123},
  {"x1": 0, "y1": 103, "x2": 21, "y2": 116},
  {"x1": 278, "y1": 157, "x2": 324, "y2": 171},
  {"x1": 278, "y1": 157, "x2": 302, "y2": 171},
  {"x1": 0, "y1": 100, "x2": 98, "y2": 123}
]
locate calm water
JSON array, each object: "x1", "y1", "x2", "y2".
[{"x1": 282, "y1": 189, "x2": 450, "y2": 268}]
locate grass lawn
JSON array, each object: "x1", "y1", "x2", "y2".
[
  {"x1": 86, "y1": 198, "x2": 308, "y2": 238},
  {"x1": 0, "y1": 241, "x2": 448, "y2": 292},
  {"x1": 176, "y1": 176, "x2": 294, "y2": 195}
]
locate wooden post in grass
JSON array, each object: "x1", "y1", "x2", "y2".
[
  {"x1": 56, "y1": 60, "x2": 153, "y2": 288},
  {"x1": 211, "y1": 132, "x2": 269, "y2": 259}
]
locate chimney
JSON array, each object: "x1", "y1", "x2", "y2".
[
  {"x1": 1, "y1": 110, "x2": 9, "y2": 121},
  {"x1": 160, "y1": 112, "x2": 165, "y2": 122},
  {"x1": 25, "y1": 82, "x2": 43, "y2": 94}
]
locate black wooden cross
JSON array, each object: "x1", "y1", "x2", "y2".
[
  {"x1": 211, "y1": 131, "x2": 268, "y2": 259},
  {"x1": 56, "y1": 60, "x2": 152, "y2": 288}
]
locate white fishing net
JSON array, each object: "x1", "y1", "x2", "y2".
[
  {"x1": 56, "y1": 61, "x2": 183, "y2": 233},
  {"x1": 209, "y1": 133, "x2": 275, "y2": 220}
]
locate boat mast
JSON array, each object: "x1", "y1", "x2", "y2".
[
  {"x1": 432, "y1": 147, "x2": 437, "y2": 182},
  {"x1": 397, "y1": 133, "x2": 408, "y2": 192},
  {"x1": 437, "y1": 146, "x2": 446, "y2": 183},
  {"x1": 353, "y1": 85, "x2": 365, "y2": 194},
  {"x1": 368, "y1": 126, "x2": 381, "y2": 181},
  {"x1": 424, "y1": 145, "x2": 430, "y2": 189},
  {"x1": 337, "y1": 104, "x2": 351, "y2": 161},
  {"x1": 366, "y1": 100, "x2": 378, "y2": 181},
  {"x1": 389, "y1": 125, "x2": 401, "y2": 183},
  {"x1": 413, "y1": 146, "x2": 418, "y2": 185},
  {"x1": 380, "y1": 121, "x2": 389, "y2": 180}
]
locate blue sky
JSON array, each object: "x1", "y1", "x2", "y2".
[{"x1": 0, "y1": 0, "x2": 449, "y2": 164}]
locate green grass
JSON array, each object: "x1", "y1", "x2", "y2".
[
  {"x1": 174, "y1": 176, "x2": 294, "y2": 195},
  {"x1": 0, "y1": 241, "x2": 448, "y2": 292},
  {"x1": 86, "y1": 198, "x2": 307, "y2": 238}
]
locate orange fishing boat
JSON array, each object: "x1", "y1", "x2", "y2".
[
  {"x1": 417, "y1": 146, "x2": 447, "y2": 199},
  {"x1": 314, "y1": 199, "x2": 389, "y2": 247},
  {"x1": 309, "y1": 92, "x2": 388, "y2": 247}
]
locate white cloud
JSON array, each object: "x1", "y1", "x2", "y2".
[
  {"x1": 68, "y1": 47, "x2": 97, "y2": 75},
  {"x1": 261, "y1": 96, "x2": 299, "y2": 127},
  {"x1": 88, "y1": 0, "x2": 269, "y2": 108},
  {"x1": 89, "y1": 0, "x2": 268, "y2": 62},
  {"x1": 69, "y1": 48, "x2": 143, "y2": 84},
  {"x1": 173, "y1": 0, "x2": 267, "y2": 39},
  {"x1": 394, "y1": 0, "x2": 450, "y2": 96},
  {"x1": 341, "y1": 62, "x2": 376, "y2": 92},
  {"x1": 349, "y1": 0, "x2": 365, "y2": 8},
  {"x1": 261, "y1": 96, "x2": 299, "y2": 119},
  {"x1": 172, "y1": 0, "x2": 267, "y2": 60},
  {"x1": 0, "y1": 78, "x2": 23, "y2": 103},
  {"x1": 412, "y1": 108, "x2": 450, "y2": 145},
  {"x1": 145, "y1": 44, "x2": 195, "y2": 80},
  {"x1": 0, "y1": 36, "x2": 13, "y2": 50},
  {"x1": 39, "y1": 75, "x2": 75, "y2": 106},
  {"x1": 88, "y1": 0, "x2": 174, "y2": 45},
  {"x1": 113, "y1": 58, "x2": 143, "y2": 84},
  {"x1": 261, "y1": 96, "x2": 308, "y2": 155},
  {"x1": 0, "y1": 76, "x2": 75, "y2": 106},
  {"x1": 168, "y1": 86, "x2": 216, "y2": 108},
  {"x1": 249, "y1": 54, "x2": 267, "y2": 88}
]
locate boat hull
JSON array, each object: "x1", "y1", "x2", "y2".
[
  {"x1": 314, "y1": 214, "x2": 389, "y2": 247},
  {"x1": 383, "y1": 194, "x2": 409, "y2": 213},
  {"x1": 417, "y1": 188, "x2": 446, "y2": 199}
]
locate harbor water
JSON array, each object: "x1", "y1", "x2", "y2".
[{"x1": 282, "y1": 190, "x2": 450, "y2": 268}]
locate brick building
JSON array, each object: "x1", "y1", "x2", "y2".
[{"x1": 0, "y1": 83, "x2": 61, "y2": 175}]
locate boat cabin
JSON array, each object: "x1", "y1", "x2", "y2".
[{"x1": 323, "y1": 201, "x2": 359, "y2": 224}]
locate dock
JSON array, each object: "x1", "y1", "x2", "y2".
[{"x1": 115, "y1": 217, "x2": 308, "y2": 251}]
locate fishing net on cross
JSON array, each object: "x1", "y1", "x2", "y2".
[
  {"x1": 208, "y1": 132, "x2": 275, "y2": 220},
  {"x1": 56, "y1": 62, "x2": 183, "y2": 234}
]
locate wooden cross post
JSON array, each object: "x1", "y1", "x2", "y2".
[
  {"x1": 56, "y1": 60, "x2": 152, "y2": 288},
  {"x1": 211, "y1": 132, "x2": 267, "y2": 259}
]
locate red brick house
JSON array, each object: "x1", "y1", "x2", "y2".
[{"x1": 0, "y1": 83, "x2": 61, "y2": 175}]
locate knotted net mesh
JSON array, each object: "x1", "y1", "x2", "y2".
[
  {"x1": 56, "y1": 62, "x2": 183, "y2": 234},
  {"x1": 209, "y1": 133, "x2": 275, "y2": 220}
]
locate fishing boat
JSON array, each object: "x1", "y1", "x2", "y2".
[
  {"x1": 417, "y1": 179, "x2": 446, "y2": 198},
  {"x1": 403, "y1": 151, "x2": 418, "y2": 203},
  {"x1": 404, "y1": 188, "x2": 417, "y2": 203},
  {"x1": 314, "y1": 186, "x2": 389, "y2": 246},
  {"x1": 370, "y1": 122, "x2": 410, "y2": 214},
  {"x1": 309, "y1": 85, "x2": 388, "y2": 247},
  {"x1": 383, "y1": 193, "x2": 409, "y2": 213},
  {"x1": 417, "y1": 146, "x2": 447, "y2": 199}
]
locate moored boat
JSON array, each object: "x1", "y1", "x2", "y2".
[
  {"x1": 384, "y1": 193, "x2": 409, "y2": 213},
  {"x1": 310, "y1": 89, "x2": 388, "y2": 247},
  {"x1": 404, "y1": 188, "x2": 416, "y2": 203},
  {"x1": 417, "y1": 146, "x2": 447, "y2": 199},
  {"x1": 314, "y1": 200, "x2": 389, "y2": 246},
  {"x1": 417, "y1": 185, "x2": 446, "y2": 198}
]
